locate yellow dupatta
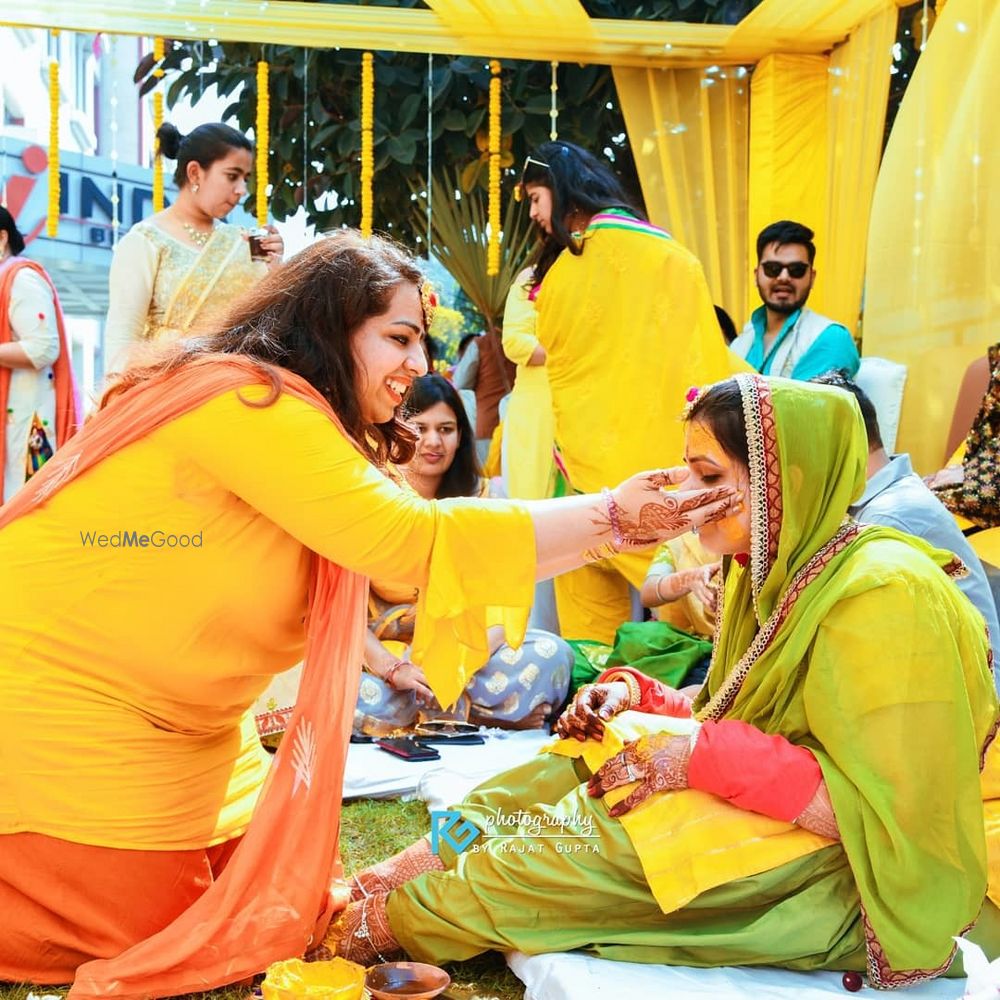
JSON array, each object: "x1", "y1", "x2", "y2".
[{"x1": 162, "y1": 224, "x2": 262, "y2": 335}]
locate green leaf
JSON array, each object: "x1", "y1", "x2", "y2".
[{"x1": 443, "y1": 108, "x2": 466, "y2": 131}]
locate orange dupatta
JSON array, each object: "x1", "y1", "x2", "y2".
[
  {"x1": 0, "y1": 256, "x2": 82, "y2": 502},
  {"x1": 0, "y1": 355, "x2": 367, "y2": 999}
]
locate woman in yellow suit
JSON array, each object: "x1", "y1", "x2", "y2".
[
  {"x1": 500, "y1": 267, "x2": 553, "y2": 501},
  {"x1": 520, "y1": 142, "x2": 745, "y2": 644},
  {"x1": 0, "y1": 232, "x2": 738, "y2": 999}
]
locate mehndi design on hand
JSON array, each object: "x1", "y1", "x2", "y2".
[{"x1": 587, "y1": 731, "x2": 696, "y2": 817}]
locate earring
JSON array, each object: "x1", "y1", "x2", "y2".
[{"x1": 192, "y1": 184, "x2": 200, "y2": 193}]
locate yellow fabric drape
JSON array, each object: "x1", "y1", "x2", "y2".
[
  {"x1": 864, "y1": 0, "x2": 1000, "y2": 473},
  {"x1": 822, "y1": 2, "x2": 897, "y2": 336},
  {"x1": 747, "y1": 53, "x2": 829, "y2": 320},
  {"x1": 613, "y1": 66, "x2": 749, "y2": 323}
]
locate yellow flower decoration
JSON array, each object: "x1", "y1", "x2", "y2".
[
  {"x1": 256, "y1": 60, "x2": 270, "y2": 227},
  {"x1": 487, "y1": 59, "x2": 502, "y2": 277},
  {"x1": 360, "y1": 52, "x2": 374, "y2": 238}
]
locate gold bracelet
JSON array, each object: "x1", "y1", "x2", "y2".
[
  {"x1": 603, "y1": 670, "x2": 641, "y2": 709},
  {"x1": 653, "y1": 575, "x2": 667, "y2": 604}
]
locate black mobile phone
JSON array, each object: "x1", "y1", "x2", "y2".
[
  {"x1": 375, "y1": 737, "x2": 441, "y2": 762},
  {"x1": 414, "y1": 733, "x2": 485, "y2": 746}
]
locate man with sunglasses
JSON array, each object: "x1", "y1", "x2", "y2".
[{"x1": 731, "y1": 220, "x2": 859, "y2": 381}]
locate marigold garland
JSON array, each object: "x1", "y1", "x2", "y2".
[
  {"x1": 360, "y1": 52, "x2": 374, "y2": 238},
  {"x1": 47, "y1": 40, "x2": 60, "y2": 237},
  {"x1": 256, "y1": 59, "x2": 269, "y2": 226},
  {"x1": 550, "y1": 60, "x2": 560, "y2": 141},
  {"x1": 487, "y1": 59, "x2": 501, "y2": 277},
  {"x1": 151, "y1": 37, "x2": 165, "y2": 213}
]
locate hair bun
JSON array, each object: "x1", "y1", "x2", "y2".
[{"x1": 156, "y1": 122, "x2": 184, "y2": 160}]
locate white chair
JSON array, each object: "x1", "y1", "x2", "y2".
[{"x1": 855, "y1": 356, "x2": 908, "y2": 453}]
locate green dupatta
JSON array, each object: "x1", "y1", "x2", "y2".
[{"x1": 691, "y1": 374, "x2": 998, "y2": 987}]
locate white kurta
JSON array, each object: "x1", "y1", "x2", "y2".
[{"x1": 4, "y1": 268, "x2": 59, "y2": 502}]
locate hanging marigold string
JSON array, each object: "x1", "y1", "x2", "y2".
[
  {"x1": 47, "y1": 31, "x2": 60, "y2": 237},
  {"x1": 360, "y1": 51, "x2": 374, "y2": 238},
  {"x1": 487, "y1": 58, "x2": 501, "y2": 277},
  {"x1": 550, "y1": 61, "x2": 560, "y2": 141},
  {"x1": 151, "y1": 37, "x2": 165, "y2": 213},
  {"x1": 256, "y1": 59, "x2": 270, "y2": 227}
]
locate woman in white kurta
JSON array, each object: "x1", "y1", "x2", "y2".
[
  {"x1": 103, "y1": 122, "x2": 281, "y2": 377},
  {"x1": 0, "y1": 207, "x2": 79, "y2": 503}
]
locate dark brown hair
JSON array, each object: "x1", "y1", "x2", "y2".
[
  {"x1": 156, "y1": 121, "x2": 252, "y2": 188},
  {"x1": 686, "y1": 378, "x2": 750, "y2": 467},
  {"x1": 106, "y1": 231, "x2": 424, "y2": 467}
]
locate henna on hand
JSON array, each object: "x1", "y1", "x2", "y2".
[{"x1": 587, "y1": 732, "x2": 694, "y2": 817}]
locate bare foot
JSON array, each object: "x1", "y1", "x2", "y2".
[{"x1": 470, "y1": 703, "x2": 552, "y2": 731}]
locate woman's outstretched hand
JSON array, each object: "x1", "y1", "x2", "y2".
[
  {"x1": 609, "y1": 468, "x2": 736, "y2": 550},
  {"x1": 554, "y1": 682, "x2": 631, "y2": 743},
  {"x1": 587, "y1": 733, "x2": 692, "y2": 818}
]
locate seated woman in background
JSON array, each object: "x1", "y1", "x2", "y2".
[
  {"x1": 330, "y1": 375, "x2": 1000, "y2": 989},
  {"x1": 567, "y1": 534, "x2": 719, "y2": 698},
  {"x1": 926, "y1": 342, "x2": 1000, "y2": 529},
  {"x1": 356, "y1": 373, "x2": 572, "y2": 734}
]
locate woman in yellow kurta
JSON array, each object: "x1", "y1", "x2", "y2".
[
  {"x1": 0, "y1": 232, "x2": 738, "y2": 998},
  {"x1": 103, "y1": 122, "x2": 282, "y2": 376},
  {"x1": 519, "y1": 142, "x2": 745, "y2": 644},
  {"x1": 500, "y1": 267, "x2": 553, "y2": 500}
]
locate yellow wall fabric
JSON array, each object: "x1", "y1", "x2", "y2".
[
  {"x1": 613, "y1": 65, "x2": 750, "y2": 323},
  {"x1": 747, "y1": 54, "x2": 829, "y2": 319},
  {"x1": 864, "y1": 0, "x2": 1000, "y2": 473},
  {"x1": 822, "y1": 2, "x2": 897, "y2": 336},
  {"x1": 0, "y1": 387, "x2": 534, "y2": 850}
]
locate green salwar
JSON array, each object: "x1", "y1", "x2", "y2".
[{"x1": 389, "y1": 755, "x2": 867, "y2": 970}]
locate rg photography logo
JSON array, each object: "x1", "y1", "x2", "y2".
[
  {"x1": 430, "y1": 807, "x2": 598, "y2": 857},
  {"x1": 79, "y1": 529, "x2": 204, "y2": 549}
]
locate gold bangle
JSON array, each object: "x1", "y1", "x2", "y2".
[
  {"x1": 653, "y1": 575, "x2": 667, "y2": 604},
  {"x1": 604, "y1": 670, "x2": 641, "y2": 709}
]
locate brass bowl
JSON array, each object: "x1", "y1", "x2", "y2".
[{"x1": 365, "y1": 961, "x2": 451, "y2": 1000}]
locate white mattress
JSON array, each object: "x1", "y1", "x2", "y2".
[
  {"x1": 342, "y1": 729, "x2": 552, "y2": 801},
  {"x1": 508, "y1": 951, "x2": 968, "y2": 999}
]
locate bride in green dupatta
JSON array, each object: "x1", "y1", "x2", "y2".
[{"x1": 326, "y1": 374, "x2": 1000, "y2": 988}]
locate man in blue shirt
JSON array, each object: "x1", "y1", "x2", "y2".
[
  {"x1": 732, "y1": 220, "x2": 860, "y2": 381},
  {"x1": 813, "y1": 372, "x2": 1000, "y2": 687}
]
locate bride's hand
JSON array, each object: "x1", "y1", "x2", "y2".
[{"x1": 608, "y1": 468, "x2": 738, "y2": 549}]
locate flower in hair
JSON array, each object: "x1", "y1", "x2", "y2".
[
  {"x1": 682, "y1": 384, "x2": 705, "y2": 418},
  {"x1": 420, "y1": 281, "x2": 438, "y2": 333}
]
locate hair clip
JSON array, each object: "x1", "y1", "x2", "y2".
[{"x1": 420, "y1": 281, "x2": 438, "y2": 333}]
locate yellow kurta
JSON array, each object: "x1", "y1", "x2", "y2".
[
  {"x1": 535, "y1": 213, "x2": 744, "y2": 641},
  {"x1": 0, "y1": 386, "x2": 534, "y2": 851},
  {"x1": 501, "y1": 277, "x2": 554, "y2": 500},
  {"x1": 535, "y1": 213, "x2": 743, "y2": 494}
]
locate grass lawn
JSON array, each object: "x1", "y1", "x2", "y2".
[{"x1": 0, "y1": 798, "x2": 524, "y2": 1000}]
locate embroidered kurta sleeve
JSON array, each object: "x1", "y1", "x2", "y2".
[
  {"x1": 162, "y1": 386, "x2": 536, "y2": 707},
  {"x1": 104, "y1": 228, "x2": 159, "y2": 374},
  {"x1": 8, "y1": 270, "x2": 59, "y2": 369}
]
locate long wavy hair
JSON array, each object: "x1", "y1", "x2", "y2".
[
  {"x1": 402, "y1": 374, "x2": 481, "y2": 499},
  {"x1": 105, "y1": 231, "x2": 424, "y2": 467},
  {"x1": 521, "y1": 141, "x2": 642, "y2": 287}
]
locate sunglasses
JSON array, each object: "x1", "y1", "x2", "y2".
[
  {"x1": 760, "y1": 260, "x2": 810, "y2": 279},
  {"x1": 513, "y1": 155, "x2": 553, "y2": 202}
]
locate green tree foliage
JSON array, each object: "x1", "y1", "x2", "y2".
[{"x1": 137, "y1": 1, "x2": 761, "y2": 243}]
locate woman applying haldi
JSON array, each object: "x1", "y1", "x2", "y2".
[{"x1": 0, "y1": 232, "x2": 735, "y2": 998}]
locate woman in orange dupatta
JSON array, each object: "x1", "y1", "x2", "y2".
[{"x1": 0, "y1": 231, "x2": 738, "y2": 999}]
